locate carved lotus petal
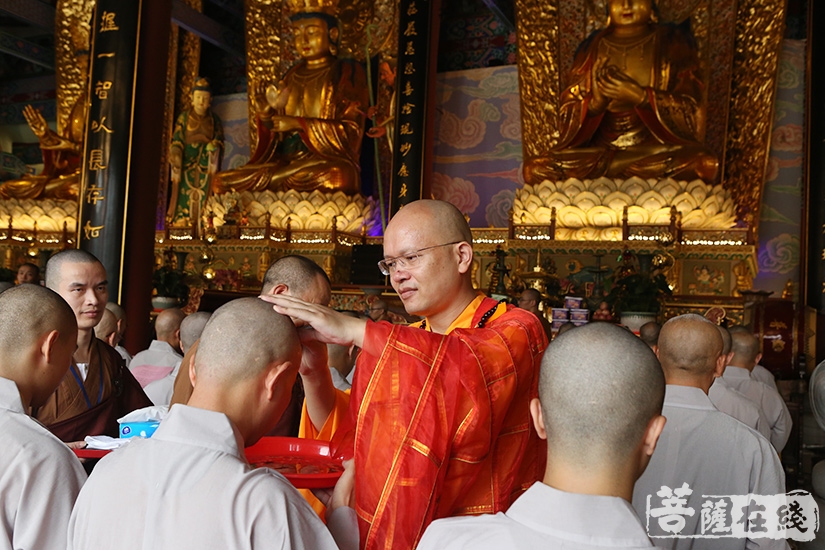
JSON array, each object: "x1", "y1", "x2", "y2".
[
  {"x1": 625, "y1": 206, "x2": 649, "y2": 224},
  {"x1": 546, "y1": 192, "x2": 571, "y2": 209},
  {"x1": 27, "y1": 206, "x2": 45, "y2": 218},
  {"x1": 603, "y1": 191, "x2": 632, "y2": 211},
  {"x1": 572, "y1": 191, "x2": 600, "y2": 211},
  {"x1": 557, "y1": 205, "x2": 588, "y2": 228},
  {"x1": 699, "y1": 196, "x2": 720, "y2": 217},
  {"x1": 36, "y1": 215, "x2": 59, "y2": 231},
  {"x1": 599, "y1": 227, "x2": 623, "y2": 241},
  {"x1": 281, "y1": 190, "x2": 302, "y2": 209},
  {"x1": 519, "y1": 211, "x2": 537, "y2": 224},
  {"x1": 559, "y1": 178, "x2": 585, "y2": 199},
  {"x1": 681, "y1": 209, "x2": 707, "y2": 228},
  {"x1": 649, "y1": 207, "x2": 673, "y2": 224},
  {"x1": 685, "y1": 180, "x2": 708, "y2": 204},
  {"x1": 535, "y1": 182, "x2": 556, "y2": 200},
  {"x1": 637, "y1": 190, "x2": 666, "y2": 212},
  {"x1": 247, "y1": 201, "x2": 267, "y2": 218},
  {"x1": 305, "y1": 190, "x2": 325, "y2": 208},
  {"x1": 555, "y1": 228, "x2": 573, "y2": 240},
  {"x1": 255, "y1": 191, "x2": 275, "y2": 208},
  {"x1": 342, "y1": 202, "x2": 362, "y2": 221},
  {"x1": 522, "y1": 194, "x2": 544, "y2": 213},
  {"x1": 653, "y1": 178, "x2": 681, "y2": 202},
  {"x1": 571, "y1": 227, "x2": 597, "y2": 240},
  {"x1": 284, "y1": 213, "x2": 304, "y2": 229},
  {"x1": 533, "y1": 206, "x2": 556, "y2": 223},
  {"x1": 318, "y1": 202, "x2": 341, "y2": 219},
  {"x1": 302, "y1": 213, "x2": 328, "y2": 229},
  {"x1": 290, "y1": 200, "x2": 315, "y2": 220},
  {"x1": 331, "y1": 192, "x2": 350, "y2": 210},
  {"x1": 343, "y1": 218, "x2": 364, "y2": 232},
  {"x1": 721, "y1": 197, "x2": 734, "y2": 215},
  {"x1": 590, "y1": 177, "x2": 616, "y2": 200},
  {"x1": 620, "y1": 176, "x2": 649, "y2": 199},
  {"x1": 48, "y1": 207, "x2": 69, "y2": 220},
  {"x1": 268, "y1": 201, "x2": 290, "y2": 220},
  {"x1": 586, "y1": 206, "x2": 618, "y2": 227},
  {"x1": 672, "y1": 192, "x2": 698, "y2": 214}
]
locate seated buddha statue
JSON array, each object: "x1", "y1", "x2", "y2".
[
  {"x1": 523, "y1": 0, "x2": 719, "y2": 184},
  {"x1": 212, "y1": 1, "x2": 368, "y2": 196},
  {"x1": 0, "y1": 97, "x2": 84, "y2": 201}
]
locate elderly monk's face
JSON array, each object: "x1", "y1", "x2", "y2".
[
  {"x1": 55, "y1": 262, "x2": 109, "y2": 332},
  {"x1": 383, "y1": 212, "x2": 461, "y2": 319}
]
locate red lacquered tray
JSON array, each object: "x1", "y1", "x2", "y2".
[
  {"x1": 72, "y1": 448, "x2": 111, "y2": 459},
  {"x1": 245, "y1": 437, "x2": 343, "y2": 489}
]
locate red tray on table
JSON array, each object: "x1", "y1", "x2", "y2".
[
  {"x1": 72, "y1": 448, "x2": 111, "y2": 459},
  {"x1": 245, "y1": 437, "x2": 344, "y2": 489}
]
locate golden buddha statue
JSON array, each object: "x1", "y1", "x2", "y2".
[
  {"x1": 0, "y1": 89, "x2": 85, "y2": 201},
  {"x1": 212, "y1": 0, "x2": 368, "y2": 195},
  {"x1": 524, "y1": 0, "x2": 719, "y2": 184}
]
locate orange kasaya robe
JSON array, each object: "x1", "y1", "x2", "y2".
[
  {"x1": 32, "y1": 338, "x2": 152, "y2": 442},
  {"x1": 306, "y1": 294, "x2": 548, "y2": 549}
]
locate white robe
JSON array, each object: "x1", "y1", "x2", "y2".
[
  {"x1": 722, "y1": 366, "x2": 792, "y2": 452},
  {"x1": 67, "y1": 404, "x2": 357, "y2": 550},
  {"x1": 632, "y1": 385, "x2": 787, "y2": 550},
  {"x1": 129, "y1": 340, "x2": 182, "y2": 388},
  {"x1": 708, "y1": 377, "x2": 771, "y2": 441},
  {"x1": 0, "y1": 376, "x2": 86, "y2": 550},
  {"x1": 752, "y1": 364, "x2": 778, "y2": 391},
  {"x1": 419, "y1": 482, "x2": 656, "y2": 549}
]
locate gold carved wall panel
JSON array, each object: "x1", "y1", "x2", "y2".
[
  {"x1": 244, "y1": 0, "x2": 283, "y2": 150},
  {"x1": 55, "y1": 0, "x2": 94, "y2": 135}
]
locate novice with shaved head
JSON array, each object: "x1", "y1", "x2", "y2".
[
  {"x1": 129, "y1": 307, "x2": 186, "y2": 388},
  {"x1": 419, "y1": 322, "x2": 665, "y2": 549},
  {"x1": 68, "y1": 298, "x2": 357, "y2": 550},
  {"x1": 0, "y1": 285, "x2": 86, "y2": 549},
  {"x1": 632, "y1": 314, "x2": 786, "y2": 550}
]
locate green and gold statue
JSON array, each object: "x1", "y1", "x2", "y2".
[
  {"x1": 524, "y1": 0, "x2": 718, "y2": 183},
  {"x1": 212, "y1": 0, "x2": 368, "y2": 196},
  {"x1": 167, "y1": 78, "x2": 223, "y2": 234}
]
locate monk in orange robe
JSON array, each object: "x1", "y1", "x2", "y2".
[{"x1": 266, "y1": 199, "x2": 548, "y2": 549}]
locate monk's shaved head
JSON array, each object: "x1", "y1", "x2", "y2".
[
  {"x1": 540, "y1": 322, "x2": 664, "y2": 466},
  {"x1": 194, "y1": 298, "x2": 300, "y2": 383},
  {"x1": 521, "y1": 288, "x2": 541, "y2": 303},
  {"x1": 105, "y1": 302, "x2": 126, "y2": 320},
  {"x1": 718, "y1": 325, "x2": 732, "y2": 355},
  {"x1": 639, "y1": 322, "x2": 660, "y2": 348},
  {"x1": 0, "y1": 284, "x2": 77, "y2": 364},
  {"x1": 155, "y1": 308, "x2": 186, "y2": 341},
  {"x1": 180, "y1": 312, "x2": 211, "y2": 353},
  {"x1": 729, "y1": 326, "x2": 760, "y2": 367},
  {"x1": 94, "y1": 309, "x2": 118, "y2": 341},
  {"x1": 45, "y1": 249, "x2": 101, "y2": 289},
  {"x1": 658, "y1": 314, "x2": 723, "y2": 377},
  {"x1": 390, "y1": 200, "x2": 472, "y2": 245},
  {"x1": 261, "y1": 255, "x2": 331, "y2": 305}
]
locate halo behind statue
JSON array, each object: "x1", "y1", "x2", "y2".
[{"x1": 810, "y1": 360, "x2": 825, "y2": 432}]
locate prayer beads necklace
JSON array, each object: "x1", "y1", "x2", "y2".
[{"x1": 419, "y1": 300, "x2": 505, "y2": 331}]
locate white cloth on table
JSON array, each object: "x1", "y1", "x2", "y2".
[
  {"x1": 0, "y1": 376, "x2": 86, "y2": 550},
  {"x1": 722, "y1": 366, "x2": 792, "y2": 452},
  {"x1": 129, "y1": 340, "x2": 182, "y2": 388},
  {"x1": 418, "y1": 482, "x2": 657, "y2": 549},
  {"x1": 632, "y1": 385, "x2": 787, "y2": 550},
  {"x1": 709, "y1": 377, "x2": 771, "y2": 441},
  {"x1": 67, "y1": 404, "x2": 356, "y2": 550}
]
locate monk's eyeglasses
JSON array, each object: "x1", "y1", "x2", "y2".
[{"x1": 378, "y1": 241, "x2": 462, "y2": 276}]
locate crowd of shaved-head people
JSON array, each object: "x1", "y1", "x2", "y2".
[{"x1": 0, "y1": 199, "x2": 793, "y2": 550}]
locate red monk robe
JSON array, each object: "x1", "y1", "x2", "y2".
[
  {"x1": 33, "y1": 338, "x2": 151, "y2": 441},
  {"x1": 304, "y1": 294, "x2": 548, "y2": 549}
]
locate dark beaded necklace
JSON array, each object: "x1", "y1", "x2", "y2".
[{"x1": 419, "y1": 300, "x2": 505, "y2": 331}]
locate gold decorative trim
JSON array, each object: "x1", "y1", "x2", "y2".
[
  {"x1": 55, "y1": 0, "x2": 94, "y2": 135},
  {"x1": 244, "y1": 0, "x2": 283, "y2": 151}
]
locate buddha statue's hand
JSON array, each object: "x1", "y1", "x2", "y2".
[
  {"x1": 22, "y1": 105, "x2": 49, "y2": 139},
  {"x1": 265, "y1": 80, "x2": 290, "y2": 111},
  {"x1": 250, "y1": 80, "x2": 272, "y2": 117},
  {"x1": 269, "y1": 115, "x2": 302, "y2": 133},
  {"x1": 588, "y1": 57, "x2": 610, "y2": 114},
  {"x1": 598, "y1": 65, "x2": 646, "y2": 108}
]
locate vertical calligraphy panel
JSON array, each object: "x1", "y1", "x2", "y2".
[
  {"x1": 79, "y1": 0, "x2": 142, "y2": 296},
  {"x1": 389, "y1": 0, "x2": 440, "y2": 217}
]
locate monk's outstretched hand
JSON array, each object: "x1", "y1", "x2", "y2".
[{"x1": 259, "y1": 294, "x2": 367, "y2": 348}]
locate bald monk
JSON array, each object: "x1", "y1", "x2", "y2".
[
  {"x1": 105, "y1": 301, "x2": 131, "y2": 366},
  {"x1": 94, "y1": 309, "x2": 120, "y2": 347},
  {"x1": 517, "y1": 288, "x2": 553, "y2": 341},
  {"x1": 67, "y1": 298, "x2": 357, "y2": 550},
  {"x1": 144, "y1": 311, "x2": 211, "y2": 407},
  {"x1": 129, "y1": 307, "x2": 186, "y2": 387},
  {"x1": 419, "y1": 322, "x2": 665, "y2": 549},
  {"x1": 33, "y1": 250, "x2": 151, "y2": 441},
  {"x1": 0, "y1": 285, "x2": 86, "y2": 549},
  {"x1": 639, "y1": 321, "x2": 660, "y2": 349},
  {"x1": 723, "y1": 326, "x2": 791, "y2": 452},
  {"x1": 632, "y1": 314, "x2": 785, "y2": 549},
  {"x1": 170, "y1": 255, "x2": 334, "y2": 440},
  {"x1": 266, "y1": 199, "x2": 548, "y2": 549},
  {"x1": 366, "y1": 298, "x2": 390, "y2": 323},
  {"x1": 708, "y1": 325, "x2": 770, "y2": 440}
]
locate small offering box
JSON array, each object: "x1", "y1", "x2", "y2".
[
  {"x1": 564, "y1": 296, "x2": 584, "y2": 309},
  {"x1": 119, "y1": 421, "x2": 160, "y2": 439},
  {"x1": 551, "y1": 319, "x2": 569, "y2": 331},
  {"x1": 569, "y1": 308, "x2": 590, "y2": 321},
  {"x1": 551, "y1": 308, "x2": 569, "y2": 320}
]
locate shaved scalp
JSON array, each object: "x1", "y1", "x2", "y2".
[
  {"x1": 639, "y1": 322, "x2": 661, "y2": 347},
  {"x1": 541, "y1": 322, "x2": 664, "y2": 466},
  {"x1": 194, "y1": 298, "x2": 300, "y2": 383},
  {"x1": 718, "y1": 325, "x2": 732, "y2": 355},
  {"x1": 180, "y1": 311, "x2": 211, "y2": 351},
  {"x1": 729, "y1": 326, "x2": 760, "y2": 366},
  {"x1": 0, "y1": 285, "x2": 77, "y2": 363},
  {"x1": 261, "y1": 255, "x2": 330, "y2": 299},
  {"x1": 105, "y1": 302, "x2": 126, "y2": 320},
  {"x1": 522, "y1": 288, "x2": 541, "y2": 303},
  {"x1": 45, "y1": 249, "x2": 102, "y2": 289},
  {"x1": 393, "y1": 200, "x2": 472, "y2": 245},
  {"x1": 658, "y1": 314, "x2": 723, "y2": 376},
  {"x1": 155, "y1": 308, "x2": 186, "y2": 340},
  {"x1": 94, "y1": 309, "x2": 118, "y2": 340}
]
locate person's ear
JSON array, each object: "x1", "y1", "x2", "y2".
[
  {"x1": 188, "y1": 354, "x2": 197, "y2": 388},
  {"x1": 642, "y1": 414, "x2": 666, "y2": 458},
  {"x1": 106, "y1": 332, "x2": 118, "y2": 348},
  {"x1": 456, "y1": 242, "x2": 474, "y2": 274},
  {"x1": 270, "y1": 284, "x2": 289, "y2": 296},
  {"x1": 529, "y1": 397, "x2": 547, "y2": 440},
  {"x1": 263, "y1": 361, "x2": 293, "y2": 401},
  {"x1": 755, "y1": 352, "x2": 763, "y2": 366},
  {"x1": 41, "y1": 330, "x2": 60, "y2": 365},
  {"x1": 713, "y1": 353, "x2": 726, "y2": 378}
]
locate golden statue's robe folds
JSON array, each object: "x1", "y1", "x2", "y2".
[
  {"x1": 525, "y1": 23, "x2": 719, "y2": 183},
  {"x1": 32, "y1": 339, "x2": 152, "y2": 442},
  {"x1": 212, "y1": 57, "x2": 367, "y2": 195},
  {"x1": 305, "y1": 295, "x2": 548, "y2": 549}
]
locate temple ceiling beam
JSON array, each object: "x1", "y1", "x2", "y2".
[
  {"x1": 0, "y1": 0, "x2": 55, "y2": 31},
  {"x1": 171, "y1": 0, "x2": 243, "y2": 57},
  {"x1": 0, "y1": 30, "x2": 54, "y2": 70}
]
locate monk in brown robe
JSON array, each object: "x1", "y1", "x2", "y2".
[{"x1": 32, "y1": 250, "x2": 151, "y2": 441}]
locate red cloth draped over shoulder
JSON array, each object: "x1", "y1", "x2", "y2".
[{"x1": 333, "y1": 297, "x2": 548, "y2": 549}]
